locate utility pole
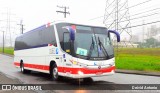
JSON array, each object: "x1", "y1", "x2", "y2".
[
  {"x1": 1, "y1": 8, "x2": 16, "y2": 47},
  {"x1": 142, "y1": 20, "x2": 144, "y2": 43},
  {"x1": 2, "y1": 31, "x2": 4, "y2": 53},
  {"x1": 56, "y1": 6, "x2": 70, "y2": 18},
  {"x1": 0, "y1": 31, "x2": 5, "y2": 53},
  {"x1": 17, "y1": 20, "x2": 24, "y2": 34},
  {"x1": 104, "y1": 0, "x2": 133, "y2": 47}
]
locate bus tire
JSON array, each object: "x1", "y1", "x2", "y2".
[
  {"x1": 83, "y1": 77, "x2": 93, "y2": 84},
  {"x1": 20, "y1": 62, "x2": 31, "y2": 74},
  {"x1": 50, "y1": 63, "x2": 58, "y2": 81}
]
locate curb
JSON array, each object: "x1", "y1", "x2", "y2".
[
  {"x1": 116, "y1": 69, "x2": 160, "y2": 76},
  {"x1": 0, "y1": 53, "x2": 14, "y2": 57}
]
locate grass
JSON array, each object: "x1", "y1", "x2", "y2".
[
  {"x1": 115, "y1": 48, "x2": 160, "y2": 72},
  {"x1": 0, "y1": 47, "x2": 14, "y2": 55},
  {"x1": 0, "y1": 47, "x2": 160, "y2": 72}
]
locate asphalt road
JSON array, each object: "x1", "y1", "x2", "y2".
[{"x1": 0, "y1": 54, "x2": 160, "y2": 93}]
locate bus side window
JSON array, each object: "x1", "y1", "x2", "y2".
[
  {"x1": 42, "y1": 26, "x2": 57, "y2": 46},
  {"x1": 63, "y1": 32, "x2": 71, "y2": 54}
]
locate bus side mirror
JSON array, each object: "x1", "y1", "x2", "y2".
[
  {"x1": 108, "y1": 30, "x2": 120, "y2": 42},
  {"x1": 63, "y1": 26, "x2": 75, "y2": 41},
  {"x1": 69, "y1": 28, "x2": 75, "y2": 41}
]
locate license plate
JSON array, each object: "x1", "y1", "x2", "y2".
[{"x1": 96, "y1": 72, "x2": 103, "y2": 75}]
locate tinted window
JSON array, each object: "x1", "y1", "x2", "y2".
[
  {"x1": 42, "y1": 26, "x2": 56, "y2": 45},
  {"x1": 56, "y1": 23, "x2": 71, "y2": 50},
  {"x1": 15, "y1": 25, "x2": 56, "y2": 50},
  {"x1": 63, "y1": 32, "x2": 71, "y2": 54}
]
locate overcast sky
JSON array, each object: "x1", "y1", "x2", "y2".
[
  {"x1": 0, "y1": 0, "x2": 160, "y2": 45},
  {"x1": 0, "y1": 0, "x2": 107, "y2": 32},
  {"x1": 0, "y1": 0, "x2": 160, "y2": 31}
]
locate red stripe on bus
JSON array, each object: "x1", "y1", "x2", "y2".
[
  {"x1": 61, "y1": 66, "x2": 115, "y2": 74},
  {"x1": 14, "y1": 62, "x2": 20, "y2": 66},
  {"x1": 14, "y1": 62, "x2": 115, "y2": 74},
  {"x1": 14, "y1": 62, "x2": 49, "y2": 70}
]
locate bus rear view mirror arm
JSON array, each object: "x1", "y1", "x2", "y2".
[
  {"x1": 108, "y1": 30, "x2": 120, "y2": 42},
  {"x1": 69, "y1": 28, "x2": 75, "y2": 41},
  {"x1": 63, "y1": 26, "x2": 75, "y2": 41}
]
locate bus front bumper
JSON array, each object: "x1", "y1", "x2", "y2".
[{"x1": 59, "y1": 66, "x2": 115, "y2": 78}]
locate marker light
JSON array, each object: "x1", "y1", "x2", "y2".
[
  {"x1": 46, "y1": 22, "x2": 51, "y2": 27},
  {"x1": 73, "y1": 61, "x2": 78, "y2": 65},
  {"x1": 71, "y1": 25, "x2": 76, "y2": 30},
  {"x1": 78, "y1": 71, "x2": 84, "y2": 75}
]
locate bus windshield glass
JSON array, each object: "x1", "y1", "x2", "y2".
[
  {"x1": 56, "y1": 23, "x2": 114, "y2": 60},
  {"x1": 74, "y1": 26, "x2": 114, "y2": 60}
]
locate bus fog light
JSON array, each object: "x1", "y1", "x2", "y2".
[{"x1": 78, "y1": 71, "x2": 84, "y2": 75}]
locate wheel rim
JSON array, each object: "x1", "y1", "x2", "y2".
[{"x1": 53, "y1": 67, "x2": 58, "y2": 79}]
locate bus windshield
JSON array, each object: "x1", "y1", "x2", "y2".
[
  {"x1": 74, "y1": 26, "x2": 114, "y2": 60},
  {"x1": 56, "y1": 23, "x2": 114, "y2": 60}
]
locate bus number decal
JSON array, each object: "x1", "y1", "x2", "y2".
[
  {"x1": 49, "y1": 48, "x2": 54, "y2": 54},
  {"x1": 76, "y1": 48, "x2": 87, "y2": 56},
  {"x1": 49, "y1": 48, "x2": 59, "y2": 54}
]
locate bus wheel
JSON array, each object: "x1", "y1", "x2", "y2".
[
  {"x1": 20, "y1": 62, "x2": 24, "y2": 73},
  {"x1": 20, "y1": 62, "x2": 31, "y2": 74},
  {"x1": 83, "y1": 77, "x2": 93, "y2": 84},
  {"x1": 50, "y1": 64, "x2": 58, "y2": 81}
]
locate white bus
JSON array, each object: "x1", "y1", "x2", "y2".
[{"x1": 14, "y1": 21, "x2": 120, "y2": 80}]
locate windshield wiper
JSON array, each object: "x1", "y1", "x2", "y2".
[
  {"x1": 87, "y1": 36, "x2": 94, "y2": 60},
  {"x1": 98, "y1": 37, "x2": 109, "y2": 59}
]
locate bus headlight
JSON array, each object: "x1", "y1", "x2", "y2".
[{"x1": 78, "y1": 71, "x2": 84, "y2": 75}]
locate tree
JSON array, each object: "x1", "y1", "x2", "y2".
[{"x1": 145, "y1": 38, "x2": 160, "y2": 48}]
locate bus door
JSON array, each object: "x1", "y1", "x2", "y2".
[{"x1": 62, "y1": 32, "x2": 73, "y2": 72}]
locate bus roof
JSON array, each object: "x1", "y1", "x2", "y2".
[
  {"x1": 17, "y1": 20, "x2": 107, "y2": 38},
  {"x1": 51, "y1": 20, "x2": 107, "y2": 28}
]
